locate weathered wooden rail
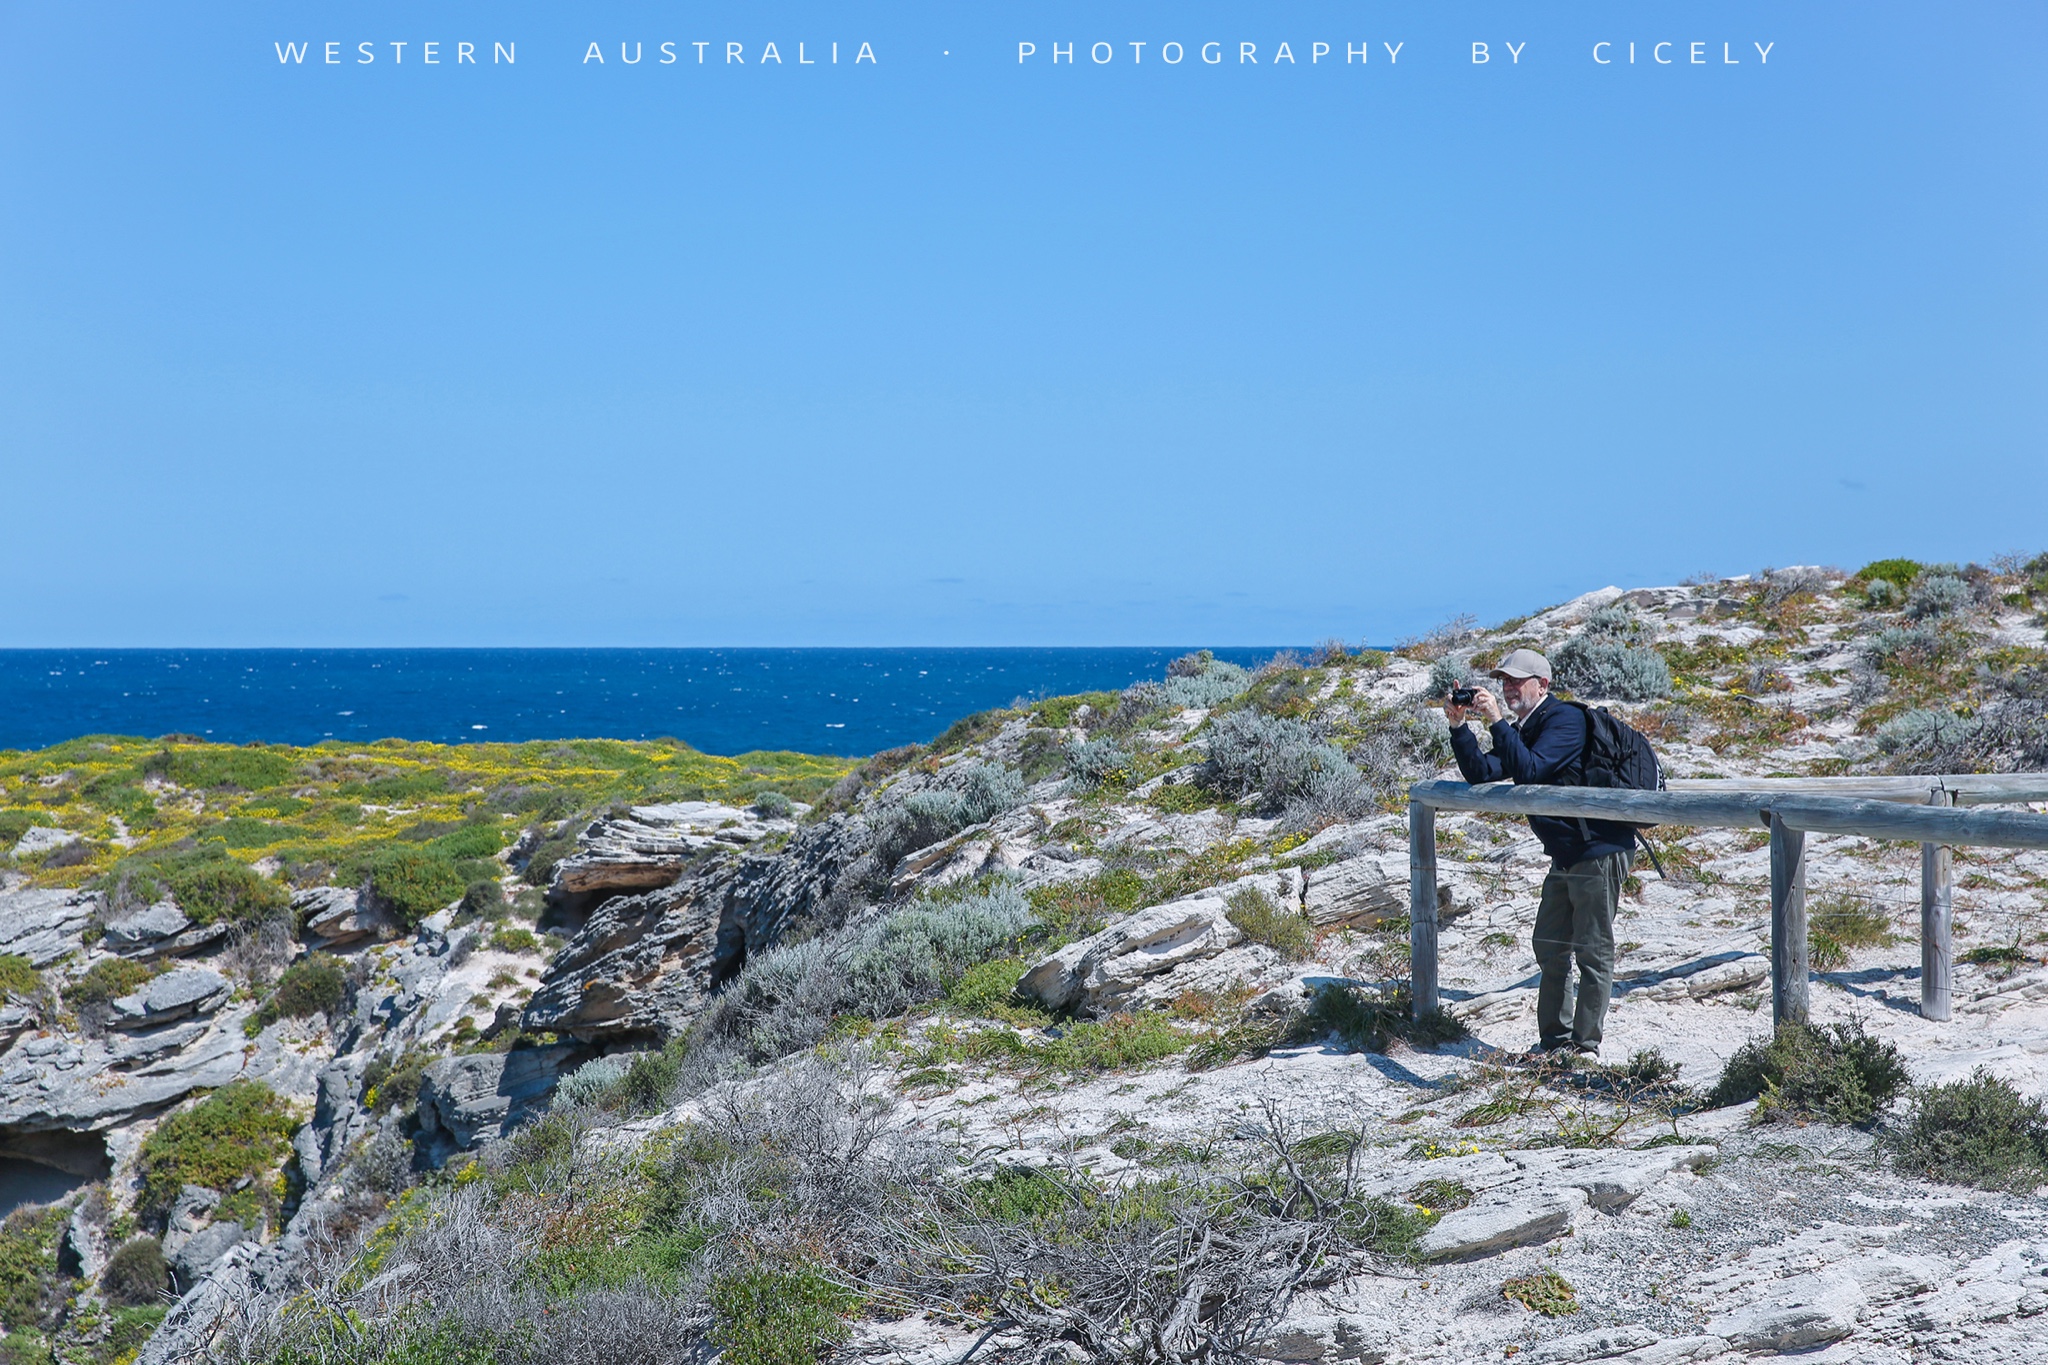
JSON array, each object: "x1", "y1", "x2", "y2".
[{"x1": 1407, "y1": 776, "x2": 2048, "y2": 1027}]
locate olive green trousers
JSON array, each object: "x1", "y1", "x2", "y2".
[{"x1": 1533, "y1": 849, "x2": 1632, "y2": 1050}]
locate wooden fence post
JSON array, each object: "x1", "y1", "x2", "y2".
[
  {"x1": 1922, "y1": 787, "x2": 1955, "y2": 1022},
  {"x1": 1409, "y1": 800, "x2": 1438, "y2": 1017},
  {"x1": 1769, "y1": 812, "x2": 1809, "y2": 1026}
]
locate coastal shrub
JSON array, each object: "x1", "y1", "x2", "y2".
[
  {"x1": 708, "y1": 1260, "x2": 859, "y2": 1365},
  {"x1": 1864, "y1": 624, "x2": 1940, "y2": 672},
  {"x1": 1884, "y1": 1068, "x2": 2048, "y2": 1191},
  {"x1": 1160, "y1": 653, "x2": 1254, "y2": 710},
  {"x1": 1905, "y1": 570, "x2": 1972, "y2": 620},
  {"x1": 0, "y1": 1203, "x2": 70, "y2": 1333},
  {"x1": 1858, "y1": 558, "x2": 1922, "y2": 589},
  {"x1": 1065, "y1": 737, "x2": 1131, "y2": 790},
  {"x1": 490, "y1": 925, "x2": 542, "y2": 954},
  {"x1": 1300, "y1": 982, "x2": 1468, "y2": 1053},
  {"x1": 1761, "y1": 567, "x2": 1833, "y2": 608},
  {"x1": 256, "y1": 952, "x2": 348, "y2": 1027},
  {"x1": 100, "y1": 1236, "x2": 171, "y2": 1308},
  {"x1": 1872, "y1": 693, "x2": 2048, "y2": 774},
  {"x1": 1807, "y1": 897, "x2": 1896, "y2": 972},
  {"x1": 358, "y1": 845, "x2": 467, "y2": 925},
  {"x1": 135, "y1": 1082, "x2": 298, "y2": 1226},
  {"x1": 427, "y1": 821, "x2": 506, "y2": 860},
  {"x1": 700, "y1": 885, "x2": 1035, "y2": 1062},
  {"x1": 955, "y1": 763, "x2": 1026, "y2": 825},
  {"x1": 1224, "y1": 886, "x2": 1313, "y2": 962},
  {"x1": 1863, "y1": 578, "x2": 1900, "y2": 609},
  {"x1": 63, "y1": 957, "x2": 158, "y2": 1027},
  {"x1": 751, "y1": 791, "x2": 795, "y2": 819},
  {"x1": 555, "y1": 1055, "x2": 634, "y2": 1109},
  {"x1": 868, "y1": 789, "x2": 967, "y2": 869},
  {"x1": 1551, "y1": 637, "x2": 1672, "y2": 701},
  {"x1": 99, "y1": 846, "x2": 289, "y2": 927},
  {"x1": 1205, "y1": 710, "x2": 1361, "y2": 813},
  {"x1": 1425, "y1": 656, "x2": 1466, "y2": 701},
  {"x1": 459, "y1": 878, "x2": 505, "y2": 919},
  {"x1": 1502, "y1": 1269, "x2": 1580, "y2": 1317},
  {"x1": 0, "y1": 955, "x2": 40, "y2": 1003},
  {"x1": 102, "y1": 1305, "x2": 169, "y2": 1359},
  {"x1": 144, "y1": 745, "x2": 295, "y2": 792},
  {"x1": 1709, "y1": 1021, "x2": 1908, "y2": 1126}
]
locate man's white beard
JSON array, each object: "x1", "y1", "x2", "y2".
[{"x1": 1509, "y1": 690, "x2": 1544, "y2": 721}]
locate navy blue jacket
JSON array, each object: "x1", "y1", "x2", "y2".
[{"x1": 1447, "y1": 694, "x2": 1637, "y2": 867}]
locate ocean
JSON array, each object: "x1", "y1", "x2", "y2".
[{"x1": 0, "y1": 648, "x2": 1297, "y2": 756}]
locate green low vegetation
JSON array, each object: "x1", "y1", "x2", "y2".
[
  {"x1": 1885, "y1": 1068, "x2": 2048, "y2": 1192},
  {"x1": 135, "y1": 1082, "x2": 300, "y2": 1227},
  {"x1": 1503, "y1": 1269, "x2": 1580, "y2": 1316},
  {"x1": 0, "y1": 735, "x2": 856, "y2": 926},
  {"x1": 1710, "y1": 1022, "x2": 1909, "y2": 1126},
  {"x1": 1223, "y1": 885, "x2": 1314, "y2": 961}
]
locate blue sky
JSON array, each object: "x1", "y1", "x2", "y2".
[{"x1": 1, "y1": 2, "x2": 2042, "y2": 647}]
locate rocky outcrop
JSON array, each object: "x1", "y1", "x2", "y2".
[
  {"x1": 0, "y1": 885, "x2": 98, "y2": 967},
  {"x1": 11, "y1": 826, "x2": 82, "y2": 858},
  {"x1": 415, "y1": 1044, "x2": 581, "y2": 1153},
  {"x1": 524, "y1": 816, "x2": 869, "y2": 1041},
  {"x1": 1018, "y1": 873, "x2": 1299, "y2": 1016},
  {"x1": 109, "y1": 968, "x2": 231, "y2": 1029},
  {"x1": 103, "y1": 899, "x2": 190, "y2": 949},
  {"x1": 294, "y1": 886, "x2": 399, "y2": 948},
  {"x1": 549, "y1": 801, "x2": 794, "y2": 898}
]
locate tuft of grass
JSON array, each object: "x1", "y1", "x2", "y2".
[
  {"x1": 1223, "y1": 885, "x2": 1313, "y2": 962},
  {"x1": 1884, "y1": 1068, "x2": 2048, "y2": 1191},
  {"x1": 1299, "y1": 982, "x2": 1469, "y2": 1054},
  {"x1": 943, "y1": 956, "x2": 1052, "y2": 1027},
  {"x1": 1668, "y1": 1209, "x2": 1694, "y2": 1230},
  {"x1": 1502, "y1": 1269, "x2": 1580, "y2": 1317},
  {"x1": 1709, "y1": 1021, "x2": 1908, "y2": 1126},
  {"x1": 1808, "y1": 896, "x2": 1896, "y2": 971},
  {"x1": 135, "y1": 1082, "x2": 299, "y2": 1226},
  {"x1": 1407, "y1": 1178, "x2": 1473, "y2": 1213}
]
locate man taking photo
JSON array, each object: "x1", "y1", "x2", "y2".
[{"x1": 1443, "y1": 649, "x2": 1636, "y2": 1059}]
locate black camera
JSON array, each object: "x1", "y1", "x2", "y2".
[{"x1": 1451, "y1": 686, "x2": 1477, "y2": 706}]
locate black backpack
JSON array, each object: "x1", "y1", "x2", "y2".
[{"x1": 1559, "y1": 700, "x2": 1668, "y2": 874}]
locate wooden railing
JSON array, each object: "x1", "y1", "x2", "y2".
[{"x1": 1406, "y1": 776, "x2": 2048, "y2": 1026}]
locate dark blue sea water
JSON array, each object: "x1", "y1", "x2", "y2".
[{"x1": 0, "y1": 649, "x2": 1296, "y2": 757}]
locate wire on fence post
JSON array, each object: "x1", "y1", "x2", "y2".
[
  {"x1": 1409, "y1": 799, "x2": 1438, "y2": 1018},
  {"x1": 1770, "y1": 812, "x2": 1810, "y2": 1026},
  {"x1": 1921, "y1": 787, "x2": 1955, "y2": 1022}
]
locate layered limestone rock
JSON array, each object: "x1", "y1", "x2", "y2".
[
  {"x1": 415, "y1": 1044, "x2": 582, "y2": 1154},
  {"x1": 523, "y1": 815, "x2": 869, "y2": 1040},
  {"x1": 0, "y1": 884, "x2": 98, "y2": 967},
  {"x1": 548, "y1": 801, "x2": 797, "y2": 899},
  {"x1": 1018, "y1": 872, "x2": 1301, "y2": 1015}
]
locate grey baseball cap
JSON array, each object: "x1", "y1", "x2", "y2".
[{"x1": 1488, "y1": 648, "x2": 1552, "y2": 681}]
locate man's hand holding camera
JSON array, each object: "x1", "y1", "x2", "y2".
[{"x1": 1443, "y1": 682, "x2": 1503, "y2": 726}]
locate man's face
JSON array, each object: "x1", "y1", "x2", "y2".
[{"x1": 1499, "y1": 674, "x2": 1548, "y2": 719}]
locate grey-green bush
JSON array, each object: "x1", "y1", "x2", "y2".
[
  {"x1": 1551, "y1": 637, "x2": 1672, "y2": 701},
  {"x1": 1161, "y1": 655, "x2": 1253, "y2": 710},
  {"x1": 699, "y1": 884, "x2": 1036, "y2": 1063},
  {"x1": 556, "y1": 1055, "x2": 633, "y2": 1108},
  {"x1": 1905, "y1": 571, "x2": 1971, "y2": 620},
  {"x1": 1204, "y1": 710, "x2": 1361, "y2": 814},
  {"x1": 751, "y1": 791, "x2": 795, "y2": 819},
  {"x1": 1065, "y1": 738, "x2": 1131, "y2": 789},
  {"x1": 955, "y1": 763, "x2": 1026, "y2": 825}
]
